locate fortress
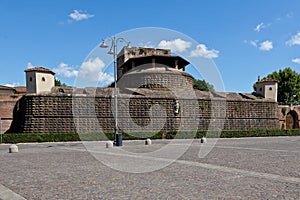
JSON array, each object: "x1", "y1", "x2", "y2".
[{"x1": 1, "y1": 47, "x2": 297, "y2": 134}]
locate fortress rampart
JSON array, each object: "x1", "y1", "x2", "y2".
[
  {"x1": 1, "y1": 47, "x2": 283, "y2": 134},
  {"x1": 7, "y1": 92, "x2": 279, "y2": 134}
]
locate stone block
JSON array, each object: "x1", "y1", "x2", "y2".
[
  {"x1": 200, "y1": 137, "x2": 207, "y2": 144},
  {"x1": 9, "y1": 144, "x2": 18, "y2": 153},
  {"x1": 106, "y1": 141, "x2": 113, "y2": 148},
  {"x1": 145, "y1": 138, "x2": 152, "y2": 145}
]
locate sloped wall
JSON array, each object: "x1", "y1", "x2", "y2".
[{"x1": 7, "y1": 95, "x2": 279, "y2": 134}]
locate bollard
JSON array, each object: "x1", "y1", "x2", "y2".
[
  {"x1": 106, "y1": 141, "x2": 113, "y2": 148},
  {"x1": 200, "y1": 137, "x2": 207, "y2": 144},
  {"x1": 145, "y1": 138, "x2": 152, "y2": 145},
  {"x1": 9, "y1": 144, "x2": 18, "y2": 153}
]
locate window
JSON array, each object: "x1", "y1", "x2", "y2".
[
  {"x1": 269, "y1": 87, "x2": 272, "y2": 91},
  {"x1": 259, "y1": 87, "x2": 262, "y2": 92},
  {"x1": 29, "y1": 77, "x2": 32, "y2": 81},
  {"x1": 42, "y1": 77, "x2": 45, "y2": 82}
]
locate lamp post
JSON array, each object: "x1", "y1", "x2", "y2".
[{"x1": 100, "y1": 36, "x2": 130, "y2": 146}]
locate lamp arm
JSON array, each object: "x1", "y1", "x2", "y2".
[{"x1": 116, "y1": 37, "x2": 130, "y2": 46}]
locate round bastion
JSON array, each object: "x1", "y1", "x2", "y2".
[{"x1": 118, "y1": 64, "x2": 194, "y2": 90}]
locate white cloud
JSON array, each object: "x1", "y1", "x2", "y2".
[
  {"x1": 190, "y1": 44, "x2": 219, "y2": 58},
  {"x1": 292, "y1": 58, "x2": 300, "y2": 64},
  {"x1": 26, "y1": 62, "x2": 34, "y2": 69},
  {"x1": 250, "y1": 40, "x2": 258, "y2": 47},
  {"x1": 158, "y1": 38, "x2": 191, "y2": 52},
  {"x1": 286, "y1": 12, "x2": 293, "y2": 18},
  {"x1": 254, "y1": 23, "x2": 266, "y2": 32},
  {"x1": 286, "y1": 32, "x2": 300, "y2": 46},
  {"x1": 53, "y1": 63, "x2": 79, "y2": 78},
  {"x1": 139, "y1": 41, "x2": 154, "y2": 48},
  {"x1": 78, "y1": 57, "x2": 113, "y2": 84},
  {"x1": 69, "y1": 10, "x2": 94, "y2": 21},
  {"x1": 4, "y1": 82, "x2": 19, "y2": 87},
  {"x1": 259, "y1": 40, "x2": 273, "y2": 51}
]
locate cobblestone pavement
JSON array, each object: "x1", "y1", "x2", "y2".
[{"x1": 0, "y1": 136, "x2": 299, "y2": 199}]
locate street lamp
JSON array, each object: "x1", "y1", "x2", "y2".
[{"x1": 100, "y1": 36, "x2": 130, "y2": 146}]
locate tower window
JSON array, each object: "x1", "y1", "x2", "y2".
[
  {"x1": 259, "y1": 87, "x2": 262, "y2": 92},
  {"x1": 29, "y1": 77, "x2": 32, "y2": 81},
  {"x1": 42, "y1": 77, "x2": 45, "y2": 82},
  {"x1": 269, "y1": 87, "x2": 272, "y2": 91}
]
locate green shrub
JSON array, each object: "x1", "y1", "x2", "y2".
[
  {"x1": 2, "y1": 129, "x2": 300, "y2": 143},
  {"x1": 281, "y1": 107, "x2": 287, "y2": 116},
  {"x1": 3, "y1": 133, "x2": 80, "y2": 143}
]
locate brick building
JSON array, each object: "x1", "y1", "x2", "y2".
[{"x1": 0, "y1": 86, "x2": 26, "y2": 133}]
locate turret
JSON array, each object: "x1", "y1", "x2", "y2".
[
  {"x1": 25, "y1": 67, "x2": 55, "y2": 94},
  {"x1": 256, "y1": 76, "x2": 278, "y2": 102}
]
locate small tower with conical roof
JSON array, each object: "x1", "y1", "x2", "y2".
[{"x1": 25, "y1": 67, "x2": 55, "y2": 94}]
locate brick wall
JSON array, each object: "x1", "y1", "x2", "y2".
[
  {"x1": 0, "y1": 94, "x2": 23, "y2": 133},
  {"x1": 7, "y1": 95, "x2": 279, "y2": 134},
  {"x1": 277, "y1": 105, "x2": 300, "y2": 129}
]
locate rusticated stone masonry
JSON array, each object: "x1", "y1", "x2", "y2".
[{"x1": 7, "y1": 94, "x2": 279, "y2": 134}]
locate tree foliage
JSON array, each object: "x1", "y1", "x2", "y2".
[
  {"x1": 256, "y1": 67, "x2": 300, "y2": 103},
  {"x1": 193, "y1": 79, "x2": 215, "y2": 91},
  {"x1": 55, "y1": 78, "x2": 67, "y2": 87}
]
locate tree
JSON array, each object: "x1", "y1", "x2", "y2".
[
  {"x1": 193, "y1": 79, "x2": 215, "y2": 91},
  {"x1": 55, "y1": 78, "x2": 67, "y2": 87},
  {"x1": 255, "y1": 67, "x2": 300, "y2": 103}
]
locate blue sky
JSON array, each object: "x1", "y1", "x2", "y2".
[{"x1": 1, "y1": 0, "x2": 300, "y2": 93}]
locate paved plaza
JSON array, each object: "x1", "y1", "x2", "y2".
[{"x1": 0, "y1": 136, "x2": 299, "y2": 199}]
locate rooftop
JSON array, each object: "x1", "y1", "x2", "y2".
[
  {"x1": 25, "y1": 67, "x2": 55, "y2": 75},
  {"x1": 117, "y1": 47, "x2": 189, "y2": 70},
  {"x1": 14, "y1": 86, "x2": 26, "y2": 94},
  {"x1": 256, "y1": 78, "x2": 278, "y2": 83},
  {"x1": 46, "y1": 86, "x2": 275, "y2": 102},
  {"x1": 0, "y1": 85, "x2": 15, "y2": 91}
]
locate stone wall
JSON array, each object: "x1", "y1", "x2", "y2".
[
  {"x1": 225, "y1": 100, "x2": 278, "y2": 130},
  {"x1": 7, "y1": 94, "x2": 279, "y2": 134}
]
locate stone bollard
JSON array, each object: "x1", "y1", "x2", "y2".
[
  {"x1": 9, "y1": 144, "x2": 18, "y2": 153},
  {"x1": 106, "y1": 141, "x2": 114, "y2": 148},
  {"x1": 145, "y1": 138, "x2": 152, "y2": 145},
  {"x1": 200, "y1": 137, "x2": 207, "y2": 144}
]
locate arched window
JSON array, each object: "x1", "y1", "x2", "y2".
[
  {"x1": 29, "y1": 77, "x2": 32, "y2": 82},
  {"x1": 42, "y1": 77, "x2": 45, "y2": 82}
]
